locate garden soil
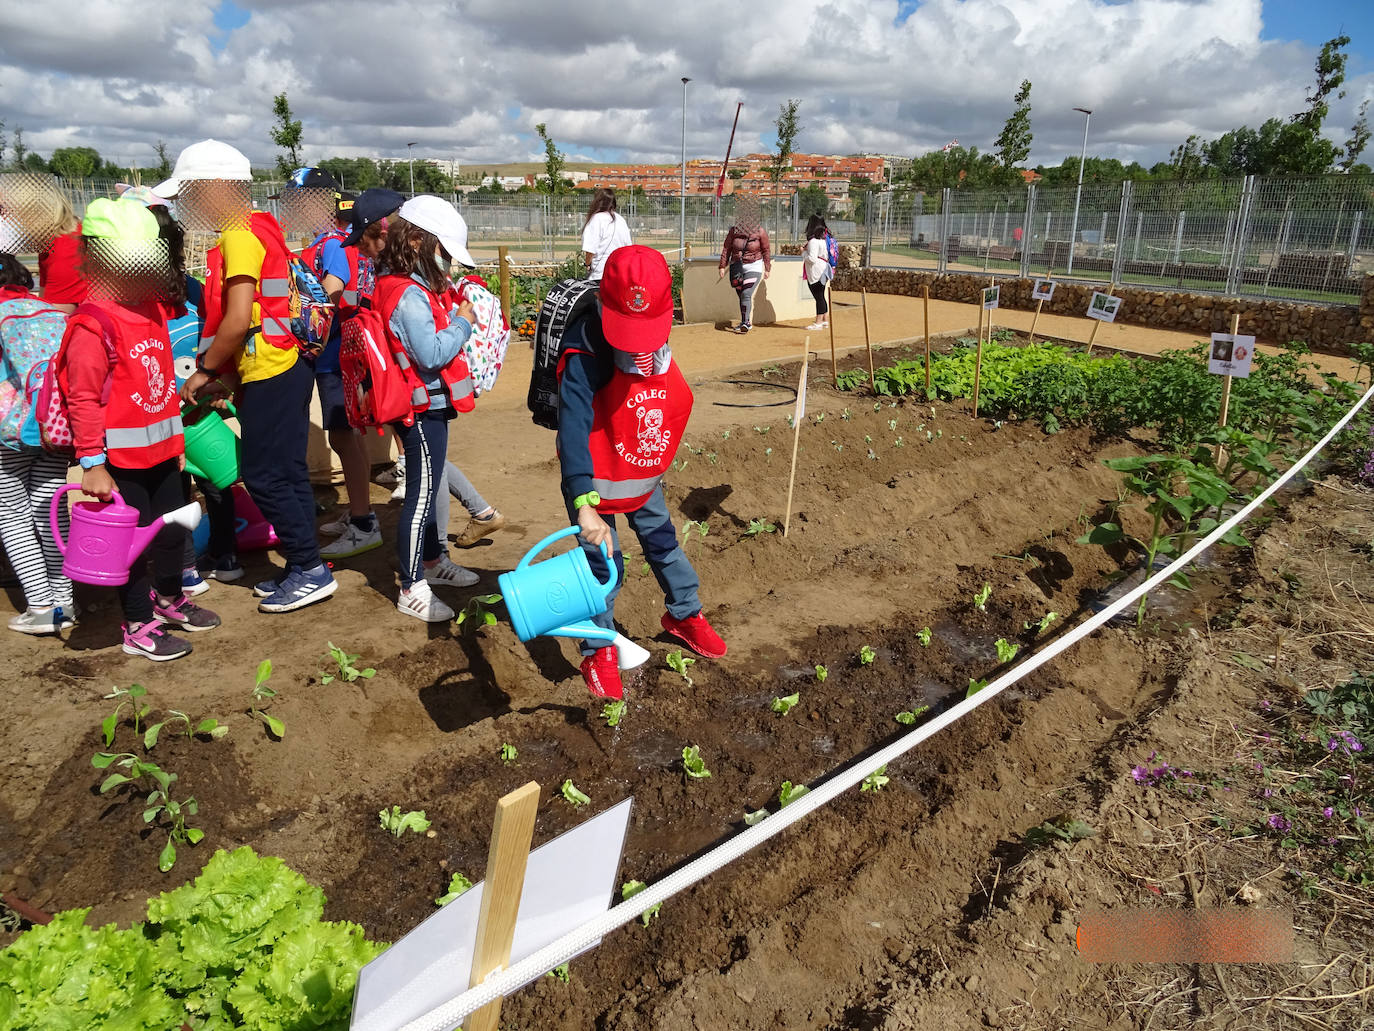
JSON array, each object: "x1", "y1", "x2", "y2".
[{"x1": 0, "y1": 321, "x2": 1369, "y2": 1030}]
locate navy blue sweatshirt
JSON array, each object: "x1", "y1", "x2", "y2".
[{"x1": 557, "y1": 314, "x2": 615, "y2": 505}]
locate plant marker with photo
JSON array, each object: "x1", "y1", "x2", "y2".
[{"x1": 1084, "y1": 283, "x2": 1117, "y2": 354}]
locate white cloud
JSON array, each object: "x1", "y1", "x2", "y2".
[{"x1": 0, "y1": 0, "x2": 1366, "y2": 174}]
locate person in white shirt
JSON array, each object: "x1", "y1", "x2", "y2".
[
  {"x1": 580, "y1": 189, "x2": 633, "y2": 282},
  {"x1": 803, "y1": 215, "x2": 833, "y2": 331}
]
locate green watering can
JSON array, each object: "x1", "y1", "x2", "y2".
[{"x1": 182, "y1": 401, "x2": 241, "y2": 489}]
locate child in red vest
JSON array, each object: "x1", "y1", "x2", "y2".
[
  {"x1": 64, "y1": 198, "x2": 220, "y2": 661},
  {"x1": 557, "y1": 245, "x2": 727, "y2": 699}
]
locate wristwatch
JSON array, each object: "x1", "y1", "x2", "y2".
[
  {"x1": 79, "y1": 452, "x2": 107, "y2": 470},
  {"x1": 573, "y1": 491, "x2": 601, "y2": 510}
]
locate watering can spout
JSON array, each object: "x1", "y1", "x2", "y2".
[{"x1": 127, "y1": 501, "x2": 202, "y2": 566}]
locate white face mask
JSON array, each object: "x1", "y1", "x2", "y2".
[{"x1": 613, "y1": 343, "x2": 671, "y2": 376}]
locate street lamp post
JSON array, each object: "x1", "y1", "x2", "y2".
[
  {"x1": 680, "y1": 77, "x2": 691, "y2": 262},
  {"x1": 1066, "y1": 107, "x2": 1091, "y2": 276},
  {"x1": 407, "y1": 142, "x2": 417, "y2": 195}
]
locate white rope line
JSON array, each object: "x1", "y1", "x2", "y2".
[{"x1": 396, "y1": 382, "x2": 1374, "y2": 1031}]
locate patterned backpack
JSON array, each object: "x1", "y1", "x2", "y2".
[
  {"x1": 451, "y1": 276, "x2": 510, "y2": 396},
  {"x1": 32, "y1": 304, "x2": 118, "y2": 457},
  {"x1": 0, "y1": 299, "x2": 68, "y2": 451}
]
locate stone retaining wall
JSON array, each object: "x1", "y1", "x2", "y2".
[{"x1": 816, "y1": 265, "x2": 1371, "y2": 354}]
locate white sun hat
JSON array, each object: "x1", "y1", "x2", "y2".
[
  {"x1": 152, "y1": 139, "x2": 252, "y2": 199},
  {"x1": 398, "y1": 195, "x2": 475, "y2": 267}
]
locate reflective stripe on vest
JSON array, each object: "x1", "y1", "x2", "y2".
[
  {"x1": 259, "y1": 278, "x2": 292, "y2": 298},
  {"x1": 342, "y1": 289, "x2": 359, "y2": 306},
  {"x1": 591, "y1": 474, "x2": 663, "y2": 501},
  {"x1": 106, "y1": 414, "x2": 184, "y2": 451},
  {"x1": 262, "y1": 316, "x2": 294, "y2": 338}
]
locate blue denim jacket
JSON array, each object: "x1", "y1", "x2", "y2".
[{"x1": 387, "y1": 273, "x2": 473, "y2": 410}]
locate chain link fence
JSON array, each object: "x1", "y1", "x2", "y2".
[{"x1": 855, "y1": 173, "x2": 1374, "y2": 305}]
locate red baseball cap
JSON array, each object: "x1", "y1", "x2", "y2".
[{"x1": 599, "y1": 245, "x2": 673, "y2": 353}]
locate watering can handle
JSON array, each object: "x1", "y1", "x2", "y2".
[
  {"x1": 515, "y1": 525, "x2": 615, "y2": 586},
  {"x1": 182, "y1": 397, "x2": 238, "y2": 420},
  {"x1": 50, "y1": 484, "x2": 124, "y2": 556}
]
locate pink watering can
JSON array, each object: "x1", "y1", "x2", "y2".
[{"x1": 50, "y1": 485, "x2": 202, "y2": 586}]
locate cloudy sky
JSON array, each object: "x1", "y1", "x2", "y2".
[{"x1": 0, "y1": 0, "x2": 1370, "y2": 173}]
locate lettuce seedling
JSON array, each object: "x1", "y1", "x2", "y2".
[
  {"x1": 561, "y1": 779, "x2": 590, "y2": 807},
  {"x1": 321, "y1": 641, "x2": 376, "y2": 684},
  {"x1": 895, "y1": 706, "x2": 929, "y2": 725},
  {"x1": 973, "y1": 583, "x2": 992, "y2": 612},
  {"x1": 779, "y1": 781, "x2": 809, "y2": 807},
  {"x1": 101, "y1": 684, "x2": 150, "y2": 746},
  {"x1": 858, "y1": 645, "x2": 876, "y2": 666},
  {"x1": 1024, "y1": 612, "x2": 1060, "y2": 635},
  {"x1": 861, "y1": 765, "x2": 890, "y2": 792},
  {"x1": 547, "y1": 962, "x2": 571, "y2": 983},
  {"x1": 142, "y1": 766, "x2": 203, "y2": 872},
  {"x1": 248, "y1": 659, "x2": 283, "y2": 739},
  {"x1": 621, "y1": 880, "x2": 662, "y2": 926},
  {"x1": 815, "y1": 664, "x2": 828, "y2": 682},
  {"x1": 601, "y1": 700, "x2": 626, "y2": 727},
  {"x1": 967, "y1": 678, "x2": 990, "y2": 698},
  {"x1": 745, "y1": 518, "x2": 777, "y2": 536},
  {"x1": 916, "y1": 627, "x2": 932, "y2": 647},
  {"x1": 666, "y1": 650, "x2": 696, "y2": 687},
  {"x1": 435, "y1": 871, "x2": 474, "y2": 906},
  {"x1": 770, "y1": 692, "x2": 799, "y2": 715},
  {"x1": 995, "y1": 638, "x2": 1020, "y2": 664},
  {"x1": 144, "y1": 710, "x2": 227, "y2": 750},
  {"x1": 743, "y1": 809, "x2": 768, "y2": 826},
  {"x1": 379, "y1": 806, "x2": 431, "y2": 837},
  {"x1": 681, "y1": 745, "x2": 711, "y2": 779},
  {"x1": 500, "y1": 743, "x2": 518, "y2": 764}
]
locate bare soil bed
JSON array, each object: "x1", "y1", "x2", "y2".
[{"x1": 2, "y1": 344, "x2": 1370, "y2": 1030}]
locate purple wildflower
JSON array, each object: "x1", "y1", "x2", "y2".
[
  {"x1": 1260, "y1": 700, "x2": 1272, "y2": 711},
  {"x1": 1322, "y1": 807, "x2": 1334, "y2": 820},
  {"x1": 1267, "y1": 814, "x2": 1291, "y2": 832},
  {"x1": 1132, "y1": 766, "x2": 1149, "y2": 783},
  {"x1": 1263, "y1": 788, "x2": 1275, "y2": 798}
]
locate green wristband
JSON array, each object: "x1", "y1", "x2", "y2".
[{"x1": 573, "y1": 491, "x2": 601, "y2": 510}]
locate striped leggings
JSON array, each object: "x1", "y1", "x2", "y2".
[{"x1": 0, "y1": 449, "x2": 73, "y2": 610}]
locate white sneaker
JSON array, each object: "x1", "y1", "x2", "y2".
[
  {"x1": 397, "y1": 581, "x2": 455, "y2": 622},
  {"x1": 805, "y1": 322, "x2": 824, "y2": 330},
  {"x1": 389, "y1": 480, "x2": 406, "y2": 503},
  {"x1": 424, "y1": 555, "x2": 480, "y2": 588},
  {"x1": 9, "y1": 606, "x2": 75, "y2": 635},
  {"x1": 321, "y1": 521, "x2": 383, "y2": 559},
  {"x1": 374, "y1": 464, "x2": 402, "y2": 486},
  {"x1": 320, "y1": 513, "x2": 350, "y2": 536}
]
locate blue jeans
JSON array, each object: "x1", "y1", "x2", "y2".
[
  {"x1": 239, "y1": 358, "x2": 319, "y2": 570},
  {"x1": 564, "y1": 484, "x2": 701, "y2": 656},
  {"x1": 396, "y1": 409, "x2": 449, "y2": 589}
]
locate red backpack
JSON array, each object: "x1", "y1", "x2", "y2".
[{"x1": 338, "y1": 307, "x2": 427, "y2": 433}]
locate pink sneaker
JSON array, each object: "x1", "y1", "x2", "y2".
[{"x1": 122, "y1": 620, "x2": 192, "y2": 662}]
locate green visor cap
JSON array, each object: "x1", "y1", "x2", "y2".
[{"x1": 81, "y1": 197, "x2": 160, "y2": 241}]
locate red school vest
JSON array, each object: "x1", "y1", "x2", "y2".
[
  {"x1": 301, "y1": 229, "x2": 371, "y2": 309},
  {"x1": 587, "y1": 362, "x2": 694, "y2": 513},
  {"x1": 202, "y1": 211, "x2": 297, "y2": 353},
  {"x1": 371, "y1": 275, "x2": 475, "y2": 414},
  {"x1": 67, "y1": 300, "x2": 182, "y2": 469}
]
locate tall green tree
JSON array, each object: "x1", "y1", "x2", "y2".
[
  {"x1": 1294, "y1": 34, "x2": 1350, "y2": 135},
  {"x1": 1340, "y1": 99, "x2": 1370, "y2": 173},
  {"x1": 769, "y1": 99, "x2": 803, "y2": 235},
  {"x1": 0, "y1": 121, "x2": 7, "y2": 169},
  {"x1": 49, "y1": 146, "x2": 102, "y2": 179},
  {"x1": 12, "y1": 127, "x2": 27, "y2": 170},
  {"x1": 796, "y1": 183, "x2": 828, "y2": 220},
  {"x1": 994, "y1": 80, "x2": 1033, "y2": 178},
  {"x1": 154, "y1": 140, "x2": 172, "y2": 178},
  {"x1": 270, "y1": 92, "x2": 303, "y2": 178},
  {"x1": 535, "y1": 123, "x2": 567, "y2": 195}
]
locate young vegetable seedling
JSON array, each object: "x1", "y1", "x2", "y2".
[
  {"x1": 778, "y1": 781, "x2": 810, "y2": 807},
  {"x1": 547, "y1": 963, "x2": 571, "y2": 983},
  {"x1": 745, "y1": 518, "x2": 777, "y2": 536},
  {"x1": 320, "y1": 642, "x2": 376, "y2": 684},
  {"x1": 915, "y1": 627, "x2": 932, "y2": 647},
  {"x1": 601, "y1": 700, "x2": 627, "y2": 727},
  {"x1": 681, "y1": 745, "x2": 712, "y2": 779},
  {"x1": 144, "y1": 711, "x2": 227, "y2": 750},
  {"x1": 435, "y1": 871, "x2": 474, "y2": 906},
  {"x1": 894, "y1": 705, "x2": 930, "y2": 725},
  {"x1": 973, "y1": 583, "x2": 992, "y2": 613},
  {"x1": 561, "y1": 779, "x2": 591, "y2": 807},
  {"x1": 966, "y1": 678, "x2": 990, "y2": 698},
  {"x1": 770, "y1": 692, "x2": 799, "y2": 715},
  {"x1": 681, "y1": 520, "x2": 710, "y2": 559},
  {"x1": 1024, "y1": 612, "x2": 1060, "y2": 635},
  {"x1": 379, "y1": 806, "x2": 431, "y2": 837},
  {"x1": 621, "y1": 880, "x2": 662, "y2": 926},
  {"x1": 101, "y1": 684, "x2": 151, "y2": 746},
  {"x1": 666, "y1": 650, "x2": 696, "y2": 688},
  {"x1": 743, "y1": 808, "x2": 768, "y2": 826},
  {"x1": 815, "y1": 664, "x2": 829, "y2": 682},
  {"x1": 995, "y1": 638, "x2": 1020, "y2": 664},
  {"x1": 858, "y1": 645, "x2": 876, "y2": 666},
  {"x1": 499, "y1": 743, "x2": 518, "y2": 764},
  {"x1": 861, "y1": 764, "x2": 890, "y2": 792},
  {"x1": 457, "y1": 594, "x2": 503, "y2": 633},
  {"x1": 142, "y1": 766, "x2": 203, "y2": 872},
  {"x1": 248, "y1": 659, "x2": 284, "y2": 740}
]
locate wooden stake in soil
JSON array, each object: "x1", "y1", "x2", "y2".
[
  {"x1": 465, "y1": 780, "x2": 540, "y2": 1031},
  {"x1": 922, "y1": 285, "x2": 931, "y2": 397},
  {"x1": 827, "y1": 285, "x2": 838, "y2": 385},
  {"x1": 783, "y1": 338, "x2": 810, "y2": 538},
  {"x1": 1218, "y1": 312, "x2": 1241, "y2": 429},
  {"x1": 497, "y1": 246, "x2": 513, "y2": 338},
  {"x1": 972, "y1": 301, "x2": 985, "y2": 419},
  {"x1": 861, "y1": 289, "x2": 876, "y2": 388},
  {"x1": 1084, "y1": 282, "x2": 1115, "y2": 355}
]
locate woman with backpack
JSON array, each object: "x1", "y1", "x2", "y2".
[
  {"x1": 63, "y1": 198, "x2": 220, "y2": 660},
  {"x1": 372, "y1": 196, "x2": 482, "y2": 622},
  {"x1": 0, "y1": 253, "x2": 75, "y2": 634},
  {"x1": 716, "y1": 195, "x2": 771, "y2": 334},
  {"x1": 803, "y1": 214, "x2": 833, "y2": 331},
  {"x1": 581, "y1": 188, "x2": 632, "y2": 283}
]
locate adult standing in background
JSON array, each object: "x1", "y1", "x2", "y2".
[
  {"x1": 581, "y1": 188, "x2": 632, "y2": 283},
  {"x1": 802, "y1": 214, "x2": 832, "y2": 332},
  {"x1": 716, "y1": 195, "x2": 770, "y2": 334}
]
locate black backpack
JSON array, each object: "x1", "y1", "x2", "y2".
[{"x1": 528, "y1": 278, "x2": 601, "y2": 430}]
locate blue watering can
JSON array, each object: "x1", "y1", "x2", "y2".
[{"x1": 498, "y1": 526, "x2": 651, "y2": 670}]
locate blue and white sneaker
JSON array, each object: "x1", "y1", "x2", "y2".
[
  {"x1": 253, "y1": 567, "x2": 292, "y2": 598},
  {"x1": 181, "y1": 566, "x2": 210, "y2": 597},
  {"x1": 258, "y1": 564, "x2": 337, "y2": 613},
  {"x1": 198, "y1": 554, "x2": 244, "y2": 583}
]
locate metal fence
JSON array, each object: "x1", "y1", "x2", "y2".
[{"x1": 856, "y1": 173, "x2": 1374, "y2": 305}]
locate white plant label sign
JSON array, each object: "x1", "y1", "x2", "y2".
[
  {"x1": 981, "y1": 285, "x2": 1000, "y2": 310},
  {"x1": 1086, "y1": 292, "x2": 1122, "y2": 322},
  {"x1": 1208, "y1": 333, "x2": 1255, "y2": 378},
  {"x1": 1031, "y1": 279, "x2": 1056, "y2": 302}
]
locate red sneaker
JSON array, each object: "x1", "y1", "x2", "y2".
[
  {"x1": 580, "y1": 647, "x2": 624, "y2": 700},
  {"x1": 661, "y1": 611, "x2": 728, "y2": 658}
]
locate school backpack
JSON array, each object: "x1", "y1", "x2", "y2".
[
  {"x1": 0, "y1": 299, "x2": 67, "y2": 451},
  {"x1": 528, "y1": 278, "x2": 600, "y2": 430},
  {"x1": 825, "y1": 232, "x2": 840, "y2": 270},
  {"x1": 452, "y1": 276, "x2": 510, "y2": 397},
  {"x1": 33, "y1": 304, "x2": 118, "y2": 457},
  {"x1": 338, "y1": 306, "x2": 424, "y2": 433},
  {"x1": 288, "y1": 255, "x2": 334, "y2": 355}
]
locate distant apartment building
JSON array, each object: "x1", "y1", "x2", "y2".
[{"x1": 575, "y1": 153, "x2": 887, "y2": 199}]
